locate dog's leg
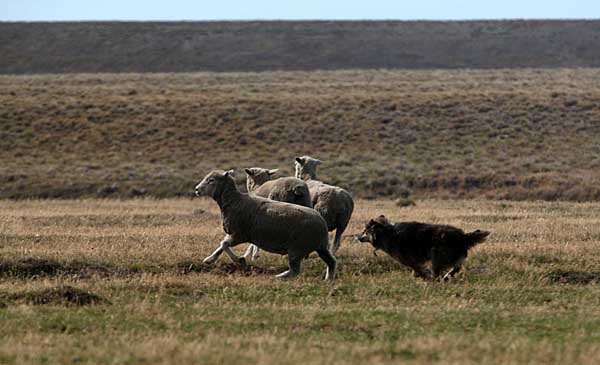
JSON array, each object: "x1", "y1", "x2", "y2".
[
  {"x1": 443, "y1": 256, "x2": 466, "y2": 281},
  {"x1": 442, "y1": 267, "x2": 459, "y2": 281},
  {"x1": 410, "y1": 264, "x2": 432, "y2": 280},
  {"x1": 431, "y1": 246, "x2": 458, "y2": 281}
]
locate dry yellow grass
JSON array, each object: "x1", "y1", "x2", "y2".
[{"x1": 2, "y1": 198, "x2": 600, "y2": 364}]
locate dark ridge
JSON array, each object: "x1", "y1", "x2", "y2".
[
  {"x1": 547, "y1": 270, "x2": 600, "y2": 285},
  {"x1": 0, "y1": 257, "x2": 282, "y2": 279},
  {"x1": 0, "y1": 258, "x2": 119, "y2": 278},
  {"x1": 176, "y1": 260, "x2": 282, "y2": 276},
  {"x1": 1, "y1": 285, "x2": 108, "y2": 306},
  {"x1": 2, "y1": 20, "x2": 600, "y2": 74}
]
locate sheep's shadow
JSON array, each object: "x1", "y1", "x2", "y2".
[
  {"x1": 176, "y1": 260, "x2": 283, "y2": 276},
  {"x1": 547, "y1": 270, "x2": 600, "y2": 285},
  {"x1": 0, "y1": 257, "x2": 282, "y2": 279}
]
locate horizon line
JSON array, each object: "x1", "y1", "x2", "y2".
[{"x1": 2, "y1": 17, "x2": 600, "y2": 23}]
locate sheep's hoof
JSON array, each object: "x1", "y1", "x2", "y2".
[
  {"x1": 202, "y1": 256, "x2": 216, "y2": 265},
  {"x1": 237, "y1": 257, "x2": 248, "y2": 268},
  {"x1": 275, "y1": 270, "x2": 292, "y2": 279}
]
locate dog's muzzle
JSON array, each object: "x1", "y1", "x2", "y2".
[{"x1": 355, "y1": 233, "x2": 370, "y2": 243}]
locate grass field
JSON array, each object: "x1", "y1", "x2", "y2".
[
  {"x1": 2, "y1": 198, "x2": 600, "y2": 364},
  {"x1": 2, "y1": 68, "x2": 600, "y2": 201}
]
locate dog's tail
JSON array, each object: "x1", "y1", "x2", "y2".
[{"x1": 465, "y1": 230, "x2": 490, "y2": 249}]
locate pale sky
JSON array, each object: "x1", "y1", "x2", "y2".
[{"x1": 0, "y1": 0, "x2": 598, "y2": 21}]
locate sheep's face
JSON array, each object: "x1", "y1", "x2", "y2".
[
  {"x1": 195, "y1": 170, "x2": 233, "y2": 198},
  {"x1": 356, "y1": 215, "x2": 392, "y2": 244},
  {"x1": 245, "y1": 167, "x2": 278, "y2": 192},
  {"x1": 294, "y1": 156, "x2": 322, "y2": 180}
]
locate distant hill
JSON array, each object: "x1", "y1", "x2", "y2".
[
  {"x1": 1, "y1": 20, "x2": 600, "y2": 74},
  {"x1": 2, "y1": 69, "x2": 600, "y2": 200}
]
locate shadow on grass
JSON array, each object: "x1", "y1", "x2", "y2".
[
  {"x1": 547, "y1": 270, "x2": 600, "y2": 285},
  {"x1": 0, "y1": 258, "x2": 118, "y2": 278},
  {"x1": 176, "y1": 260, "x2": 282, "y2": 276},
  {"x1": 0, "y1": 285, "x2": 109, "y2": 306},
  {"x1": 0, "y1": 257, "x2": 283, "y2": 279}
]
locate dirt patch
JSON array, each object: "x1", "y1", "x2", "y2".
[
  {"x1": 2, "y1": 286, "x2": 109, "y2": 306},
  {"x1": 547, "y1": 270, "x2": 600, "y2": 285}
]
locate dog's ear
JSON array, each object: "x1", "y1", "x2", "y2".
[{"x1": 374, "y1": 215, "x2": 390, "y2": 225}]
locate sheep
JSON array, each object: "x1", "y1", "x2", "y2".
[
  {"x1": 245, "y1": 168, "x2": 312, "y2": 208},
  {"x1": 243, "y1": 167, "x2": 313, "y2": 261},
  {"x1": 194, "y1": 170, "x2": 336, "y2": 281},
  {"x1": 294, "y1": 156, "x2": 354, "y2": 254}
]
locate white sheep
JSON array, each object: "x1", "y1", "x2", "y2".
[
  {"x1": 294, "y1": 156, "x2": 354, "y2": 254},
  {"x1": 195, "y1": 170, "x2": 336, "y2": 281},
  {"x1": 243, "y1": 167, "x2": 313, "y2": 261}
]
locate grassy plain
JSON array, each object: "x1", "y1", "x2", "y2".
[
  {"x1": 1, "y1": 198, "x2": 600, "y2": 364},
  {"x1": 2, "y1": 68, "x2": 600, "y2": 200}
]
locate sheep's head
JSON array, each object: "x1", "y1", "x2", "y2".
[
  {"x1": 294, "y1": 156, "x2": 322, "y2": 180},
  {"x1": 244, "y1": 167, "x2": 278, "y2": 192},
  {"x1": 195, "y1": 170, "x2": 235, "y2": 199},
  {"x1": 355, "y1": 215, "x2": 392, "y2": 244}
]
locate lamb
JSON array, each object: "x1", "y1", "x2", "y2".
[
  {"x1": 243, "y1": 167, "x2": 313, "y2": 261},
  {"x1": 194, "y1": 170, "x2": 336, "y2": 281},
  {"x1": 294, "y1": 156, "x2": 354, "y2": 254}
]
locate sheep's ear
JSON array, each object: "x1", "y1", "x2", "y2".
[
  {"x1": 268, "y1": 169, "x2": 279, "y2": 175},
  {"x1": 244, "y1": 168, "x2": 253, "y2": 176},
  {"x1": 295, "y1": 157, "x2": 304, "y2": 164},
  {"x1": 223, "y1": 170, "x2": 234, "y2": 177}
]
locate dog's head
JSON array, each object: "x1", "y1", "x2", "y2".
[{"x1": 356, "y1": 215, "x2": 392, "y2": 244}]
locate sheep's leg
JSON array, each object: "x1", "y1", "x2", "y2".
[
  {"x1": 275, "y1": 254, "x2": 302, "y2": 279},
  {"x1": 332, "y1": 228, "x2": 344, "y2": 254},
  {"x1": 251, "y1": 245, "x2": 260, "y2": 261},
  {"x1": 316, "y1": 248, "x2": 337, "y2": 282},
  {"x1": 224, "y1": 247, "x2": 247, "y2": 267},
  {"x1": 243, "y1": 245, "x2": 255, "y2": 261},
  {"x1": 204, "y1": 235, "x2": 237, "y2": 265},
  {"x1": 243, "y1": 244, "x2": 260, "y2": 262}
]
